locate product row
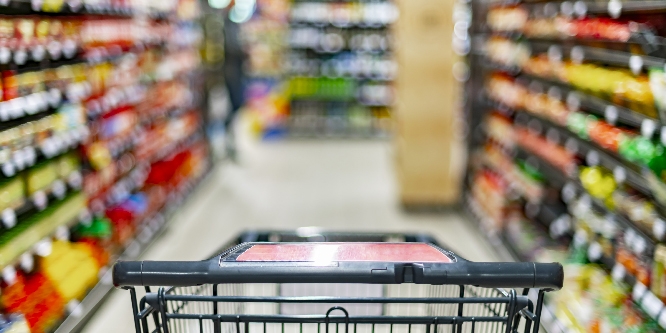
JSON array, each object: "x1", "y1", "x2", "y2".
[
  {"x1": 0, "y1": 17, "x2": 199, "y2": 66},
  {"x1": 485, "y1": 37, "x2": 666, "y2": 121},
  {"x1": 487, "y1": 5, "x2": 666, "y2": 46},
  {"x1": 468, "y1": 110, "x2": 666, "y2": 332},
  {"x1": 288, "y1": 102, "x2": 391, "y2": 137},
  {"x1": 0, "y1": 141, "x2": 208, "y2": 333},
  {"x1": 290, "y1": 2, "x2": 398, "y2": 27},
  {"x1": 289, "y1": 76, "x2": 394, "y2": 106},
  {"x1": 486, "y1": 73, "x2": 666, "y2": 191},
  {"x1": 289, "y1": 27, "x2": 391, "y2": 53},
  {"x1": 287, "y1": 52, "x2": 396, "y2": 79}
]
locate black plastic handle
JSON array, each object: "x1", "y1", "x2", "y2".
[
  {"x1": 114, "y1": 259, "x2": 563, "y2": 290},
  {"x1": 416, "y1": 262, "x2": 563, "y2": 290},
  {"x1": 114, "y1": 260, "x2": 212, "y2": 287}
]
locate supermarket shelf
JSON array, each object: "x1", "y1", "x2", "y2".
[
  {"x1": 513, "y1": 0, "x2": 666, "y2": 15},
  {"x1": 286, "y1": 131, "x2": 391, "y2": 140},
  {"x1": 490, "y1": 31, "x2": 666, "y2": 52},
  {"x1": 512, "y1": 123, "x2": 663, "y2": 246},
  {"x1": 288, "y1": 74, "x2": 394, "y2": 83},
  {"x1": 511, "y1": 107, "x2": 653, "y2": 196},
  {"x1": 52, "y1": 166, "x2": 213, "y2": 333},
  {"x1": 0, "y1": 0, "x2": 166, "y2": 17},
  {"x1": 582, "y1": 241, "x2": 666, "y2": 330},
  {"x1": 520, "y1": 73, "x2": 655, "y2": 129},
  {"x1": 289, "y1": 21, "x2": 391, "y2": 28},
  {"x1": 289, "y1": 45, "x2": 392, "y2": 55},
  {"x1": 483, "y1": 59, "x2": 660, "y2": 131},
  {"x1": 582, "y1": 0, "x2": 666, "y2": 14},
  {"x1": 0, "y1": 127, "x2": 88, "y2": 178},
  {"x1": 0, "y1": 192, "x2": 85, "y2": 269},
  {"x1": 527, "y1": 42, "x2": 666, "y2": 71}
]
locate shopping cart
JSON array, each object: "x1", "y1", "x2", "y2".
[{"x1": 113, "y1": 230, "x2": 563, "y2": 333}]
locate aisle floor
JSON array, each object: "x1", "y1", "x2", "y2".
[{"x1": 82, "y1": 135, "x2": 497, "y2": 333}]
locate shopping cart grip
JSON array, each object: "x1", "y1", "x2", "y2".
[
  {"x1": 113, "y1": 260, "x2": 211, "y2": 287},
  {"x1": 421, "y1": 262, "x2": 563, "y2": 290}
]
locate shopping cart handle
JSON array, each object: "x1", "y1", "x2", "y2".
[
  {"x1": 114, "y1": 259, "x2": 563, "y2": 290},
  {"x1": 417, "y1": 262, "x2": 563, "y2": 290},
  {"x1": 114, "y1": 260, "x2": 212, "y2": 287}
]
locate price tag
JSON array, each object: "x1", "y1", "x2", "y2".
[
  {"x1": 642, "y1": 119, "x2": 657, "y2": 138},
  {"x1": 613, "y1": 166, "x2": 626, "y2": 184},
  {"x1": 68, "y1": 171, "x2": 82, "y2": 189},
  {"x1": 0, "y1": 47, "x2": 10, "y2": 64},
  {"x1": 550, "y1": 215, "x2": 571, "y2": 238},
  {"x1": 31, "y1": 45, "x2": 45, "y2": 62},
  {"x1": 2, "y1": 266, "x2": 16, "y2": 285},
  {"x1": 633, "y1": 282, "x2": 648, "y2": 302},
  {"x1": 527, "y1": 119, "x2": 542, "y2": 134},
  {"x1": 654, "y1": 218, "x2": 666, "y2": 241},
  {"x1": 546, "y1": 128, "x2": 560, "y2": 144},
  {"x1": 47, "y1": 41, "x2": 62, "y2": 59},
  {"x1": 24, "y1": 147, "x2": 35, "y2": 167},
  {"x1": 30, "y1": 0, "x2": 42, "y2": 11},
  {"x1": 32, "y1": 191, "x2": 47, "y2": 211},
  {"x1": 78, "y1": 208, "x2": 92, "y2": 225},
  {"x1": 560, "y1": 1, "x2": 574, "y2": 17},
  {"x1": 55, "y1": 225, "x2": 69, "y2": 241},
  {"x1": 632, "y1": 235, "x2": 647, "y2": 255},
  {"x1": 608, "y1": 0, "x2": 622, "y2": 18},
  {"x1": 51, "y1": 135, "x2": 64, "y2": 154},
  {"x1": 67, "y1": 300, "x2": 83, "y2": 318},
  {"x1": 40, "y1": 139, "x2": 55, "y2": 158},
  {"x1": 13, "y1": 49, "x2": 26, "y2": 65},
  {"x1": 587, "y1": 241, "x2": 602, "y2": 261},
  {"x1": 1, "y1": 208, "x2": 16, "y2": 229},
  {"x1": 12, "y1": 150, "x2": 25, "y2": 170},
  {"x1": 548, "y1": 45, "x2": 563, "y2": 63},
  {"x1": 548, "y1": 86, "x2": 562, "y2": 101},
  {"x1": 603, "y1": 215, "x2": 617, "y2": 237},
  {"x1": 52, "y1": 180, "x2": 66, "y2": 199},
  {"x1": 630, "y1": 55, "x2": 644, "y2": 75},
  {"x1": 565, "y1": 137, "x2": 579, "y2": 154},
  {"x1": 641, "y1": 291, "x2": 664, "y2": 318},
  {"x1": 570, "y1": 46, "x2": 584, "y2": 64},
  {"x1": 33, "y1": 239, "x2": 52, "y2": 257},
  {"x1": 68, "y1": 0, "x2": 82, "y2": 11},
  {"x1": 605, "y1": 105, "x2": 618, "y2": 125},
  {"x1": 586, "y1": 150, "x2": 600, "y2": 166},
  {"x1": 36, "y1": 92, "x2": 47, "y2": 111},
  {"x1": 63, "y1": 39, "x2": 77, "y2": 59},
  {"x1": 1, "y1": 162, "x2": 14, "y2": 177},
  {"x1": 612, "y1": 263, "x2": 626, "y2": 282},
  {"x1": 19, "y1": 252, "x2": 33, "y2": 272},
  {"x1": 573, "y1": 1, "x2": 587, "y2": 17},
  {"x1": 0, "y1": 101, "x2": 9, "y2": 121},
  {"x1": 48, "y1": 88, "x2": 61, "y2": 107},
  {"x1": 659, "y1": 310, "x2": 666, "y2": 330}
]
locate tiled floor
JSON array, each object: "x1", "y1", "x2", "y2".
[{"x1": 82, "y1": 132, "x2": 497, "y2": 333}]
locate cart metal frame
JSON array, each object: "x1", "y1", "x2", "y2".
[{"x1": 114, "y1": 230, "x2": 562, "y2": 333}]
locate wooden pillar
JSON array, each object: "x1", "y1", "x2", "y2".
[{"x1": 393, "y1": 0, "x2": 465, "y2": 207}]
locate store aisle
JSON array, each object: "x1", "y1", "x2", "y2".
[{"x1": 83, "y1": 133, "x2": 497, "y2": 333}]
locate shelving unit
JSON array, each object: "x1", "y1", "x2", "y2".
[
  {"x1": 465, "y1": 0, "x2": 666, "y2": 331},
  {"x1": 285, "y1": 0, "x2": 396, "y2": 138},
  {"x1": 0, "y1": 0, "x2": 212, "y2": 332}
]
